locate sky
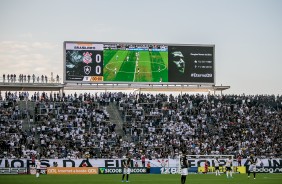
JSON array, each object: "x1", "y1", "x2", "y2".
[{"x1": 0, "y1": 0, "x2": 281, "y2": 95}]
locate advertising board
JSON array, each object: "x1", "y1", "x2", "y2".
[
  {"x1": 98, "y1": 167, "x2": 147, "y2": 174},
  {"x1": 0, "y1": 167, "x2": 27, "y2": 174},
  {"x1": 47, "y1": 167, "x2": 98, "y2": 175}
]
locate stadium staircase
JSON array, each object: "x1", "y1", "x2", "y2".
[
  {"x1": 107, "y1": 102, "x2": 126, "y2": 139},
  {"x1": 18, "y1": 100, "x2": 35, "y2": 131},
  {"x1": 206, "y1": 119, "x2": 218, "y2": 136},
  {"x1": 18, "y1": 101, "x2": 41, "y2": 153}
]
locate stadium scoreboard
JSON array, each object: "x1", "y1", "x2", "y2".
[{"x1": 64, "y1": 41, "x2": 215, "y2": 84}]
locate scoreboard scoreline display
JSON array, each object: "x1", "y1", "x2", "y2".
[{"x1": 64, "y1": 41, "x2": 215, "y2": 84}]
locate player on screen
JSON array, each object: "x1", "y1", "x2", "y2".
[
  {"x1": 135, "y1": 52, "x2": 139, "y2": 60},
  {"x1": 225, "y1": 156, "x2": 233, "y2": 179},
  {"x1": 214, "y1": 157, "x2": 220, "y2": 176},
  {"x1": 247, "y1": 155, "x2": 257, "y2": 179},
  {"x1": 126, "y1": 56, "x2": 129, "y2": 62},
  {"x1": 180, "y1": 154, "x2": 189, "y2": 184},
  {"x1": 116, "y1": 55, "x2": 119, "y2": 60},
  {"x1": 35, "y1": 159, "x2": 41, "y2": 178},
  {"x1": 121, "y1": 155, "x2": 131, "y2": 182},
  {"x1": 171, "y1": 51, "x2": 185, "y2": 73}
]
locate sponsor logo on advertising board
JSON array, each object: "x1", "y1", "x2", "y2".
[
  {"x1": 98, "y1": 167, "x2": 146, "y2": 174},
  {"x1": 47, "y1": 167, "x2": 98, "y2": 175}
]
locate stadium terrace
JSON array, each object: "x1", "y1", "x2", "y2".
[{"x1": 0, "y1": 91, "x2": 281, "y2": 160}]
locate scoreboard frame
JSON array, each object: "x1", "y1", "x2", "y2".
[{"x1": 63, "y1": 41, "x2": 215, "y2": 85}]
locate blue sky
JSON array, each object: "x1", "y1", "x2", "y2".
[{"x1": 0, "y1": 0, "x2": 281, "y2": 95}]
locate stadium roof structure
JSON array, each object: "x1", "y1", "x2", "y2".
[
  {"x1": 0, "y1": 82, "x2": 230, "y2": 94},
  {"x1": 62, "y1": 83, "x2": 230, "y2": 94}
]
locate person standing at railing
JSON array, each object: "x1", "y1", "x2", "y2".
[
  {"x1": 32, "y1": 74, "x2": 35, "y2": 83},
  {"x1": 3, "y1": 74, "x2": 5, "y2": 82},
  {"x1": 56, "y1": 74, "x2": 59, "y2": 83}
]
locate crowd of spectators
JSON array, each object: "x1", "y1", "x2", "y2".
[
  {"x1": 0, "y1": 91, "x2": 120, "y2": 159},
  {"x1": 1, "y1": 74, "x2": 60, "y2": 83},
  {"x1": 0, "y1": 91, "x2": 281, "y2": 160},
  {"x1": 32, "y1": 92, "x2": 120, "y2": 159},
  {"x1": 118, "y1": 93, "x2": 282, "y2": 159},
  {"x1": 0, "y1": 91, "x2": 37, "y2": 159}
]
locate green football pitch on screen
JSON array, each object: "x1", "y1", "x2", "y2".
[{"x1": 103, "y1": 50, "x2": 168, "y2": 82}]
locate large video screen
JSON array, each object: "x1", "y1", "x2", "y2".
[{"x1": 64, "y1": 42, "x2": 214, "y2": 84}]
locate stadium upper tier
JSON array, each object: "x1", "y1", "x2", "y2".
[
  {"x1": 0, "y1": 73, "x2": 230, "y2": 93},
  {"x1": 0, "y1": 92, "x2": 281, "y2": 159}
]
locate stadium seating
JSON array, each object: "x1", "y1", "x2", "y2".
[{"x1": 0, "y1": 92, "x2": 281, "y2": 159}]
